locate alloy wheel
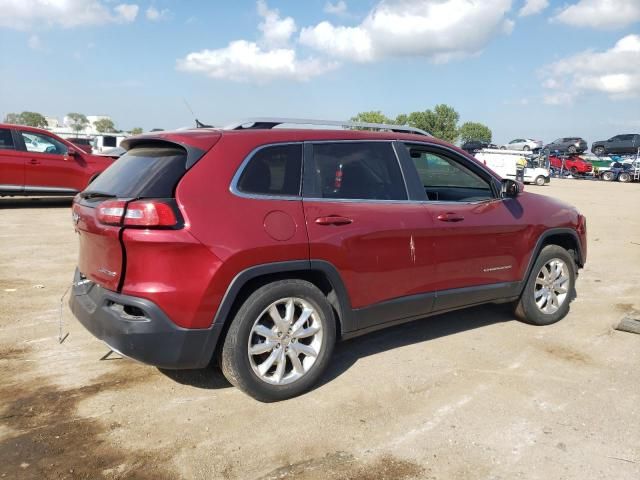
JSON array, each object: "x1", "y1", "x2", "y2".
[
  {"x1": 534, "y1": 258, "x2": 570, "y2": 314},
  {"x1": 247, "y1": 297, "x2": 323, "y2": 385}
]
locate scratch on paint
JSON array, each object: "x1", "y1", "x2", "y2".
[{"x1": 409, "y1": 235, "x2": 416, "y2": 264}]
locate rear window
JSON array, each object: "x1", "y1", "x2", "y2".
[
  {"x1": 87, "y1": 146, "x2": 187, "y2": 198},
  {"x1": 237, "y1": 144, "x2": 302, "y2": 196},
  {"x1": 0, "y1": 128, "x2": 14, "y2": 150}
]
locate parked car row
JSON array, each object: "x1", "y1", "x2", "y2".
[{"x1": 475, "y1": 134, "x2": 640, "y2": 157}]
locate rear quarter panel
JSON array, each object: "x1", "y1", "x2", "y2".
[{"x1": 172, "y1": 135, "x2": 310, "y2": 328}]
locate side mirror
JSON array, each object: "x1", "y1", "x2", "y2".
[
  {"x1": 66, "y1": 147, "x2": 78, "y2": 158},
  {"x1": 501, "y1": 179, "x2": 521, "y2": 198}
]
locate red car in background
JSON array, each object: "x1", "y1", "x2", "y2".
[
  {"x1": 549, "y1": 155, "x2": 593, "y2": 175},
  {"x1": 0, "y1": 124, "x2": 114, "y2": 196}
]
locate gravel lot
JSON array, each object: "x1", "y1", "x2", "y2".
[{"x1": 1, "y1": 179, "x2": 639, "y2": 480}]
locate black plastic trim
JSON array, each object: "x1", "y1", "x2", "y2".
[
  {"x1": 522, "y1": 228, "x2": 585, "y2": 286},
  {"x1": 70, "y1": 268, "x2": 220, "y2": 369}
]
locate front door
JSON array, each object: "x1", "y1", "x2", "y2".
[
  {"x1": 402, "y1": 144, "x2": 529, "y2": 311},
  {"x1": 302, "y1": 141, "x2": 437, "y2": 327},
  {"x1": 19, "y1": 130, "x2": 86, "y2": 191}
]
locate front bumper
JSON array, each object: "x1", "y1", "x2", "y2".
[{"x1": 69, "y1": 268, "x2": 222, "y2": 369}]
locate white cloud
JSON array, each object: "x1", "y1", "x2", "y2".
[
  {"x1": 324, "y1": 1, "x2": 348, "y2": 16},
  {"x1": 27, "y1": 34, "x2": 42, "y2": 50},
  {"x1": 300, "y1": 0, "x2": 513, "y2": 63},
  {"x1": 257, "y1": 0, "x2": 297, "y2": 47},
  {"x1": 146, "y1": 6, "x2": 170, "y2": 22},
  {"x1": 519, "y1": 0, "x2": 548, "y2": 17},
  {"x1": 114, "y1": 4, "x2": 139, "y2": 23},
  {"x1": 177, "y1": 40, "x2": 337, "y2": 82},
  {"x1": 542, "y1": 34, "x2": 640, "y2": 104},
  {"x1": 552, "y1": 0, "x2": 640, "y2": 29},
  {"x1": 0, "y1": 0, "x2": 139, "y2": 29},
  {"x1": 178, "y1": 1, "x2": 335, "y2": 82},
  {"x1": 299, "y1": 22, "x2": 373, "y2": 62}
]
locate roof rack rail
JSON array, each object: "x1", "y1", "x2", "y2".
[{"x1": 222, "y1": 117, "x2": 431, "y2": 137}]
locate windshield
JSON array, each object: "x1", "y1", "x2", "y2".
[{"x1": 86, "y1": 146, "x2": 187, "y2": 198}]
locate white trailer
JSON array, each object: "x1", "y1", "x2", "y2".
[{"x1": 474, "y1": 149, "x2": 550, "y2": 186}]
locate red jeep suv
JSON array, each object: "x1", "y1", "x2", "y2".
[
  {"x1": 0, "y1": 124, "x2": 114, "y2": 196},
  {"x1": 69, "y1": 119, "x2": 587, "y2": 402}
]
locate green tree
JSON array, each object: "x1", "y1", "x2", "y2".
[
  {"x1": 130, "y1": 127, "x2": 143, "y2": 135},
  {"x1": 394, "y1": 114, "x2": 409, "y2": 125},
  {"x1": 93, "y1": 118, "x2": 115, "y2": 133},
  {"x1": 458, "y1": 121, "x2": 492, "y2": 144},
  {"x1": 4, "y1": 113, "x2": 21, "y2": 124},
  {"x1": 405, "y1": 104, "x2": 460, "y2": 143},
  {"x1": 350, "y1": 111, "x2": 394, "y2": 125},
  {"x1": 4, "y1": 111, "x2": 47, "y2": 128},
  {"x1": 67, "y1": 113, "x2": 89, "y2": 134}
]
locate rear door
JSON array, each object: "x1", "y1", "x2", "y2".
[
  {"x1": 0, "y1": 127, "x2": 24, "y2": 192},
  {"x1": 18, "y1": 130, "x2": 86, "y2": 191},
  {"x1": 302, "y1": 141, "x2": 436, "y2": 325},
  {"x1": 401, "y1": 143, "x2": 529, "y2": 310}
]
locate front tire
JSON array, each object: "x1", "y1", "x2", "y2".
[
  {"x1": 594, "y1": 146, "x2": 605, "y2": 156},
  {"x1": 535, "y1": 176, "x2": 546, "y2": 186},
  {"x1": 220, "y1": 280, "x2": 336, "y2": 402},
  {"x1": 514, "y1": 245, "x2": 576, "y2": 326},
  {"x1": 568, "y1": 146, "x2": 577, "y2": 154},
  {"x1": 523, "y1": 145, "x2": 530, "y2": 151}
]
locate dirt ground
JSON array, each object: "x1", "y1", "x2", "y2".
[{"x1": 1, "y1": 179, "x2": 639, "y2": 480}]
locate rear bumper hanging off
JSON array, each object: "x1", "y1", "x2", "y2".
[{"x1": 69, "y1": 268, "x2": 222, "y2": 369}]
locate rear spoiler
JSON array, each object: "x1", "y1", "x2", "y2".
[{"x1": 120, "y1": 137, "x2": 207, "y2": 169}]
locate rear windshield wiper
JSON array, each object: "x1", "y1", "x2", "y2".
[{"x1": 80, "y1": 190, "x2": 117, "y2": 200}]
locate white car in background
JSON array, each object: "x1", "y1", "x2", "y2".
[
  {"x1": 501, "y1": 138, "x2": 543, "y2": 151},
  {"x1": 475, "y1": 149, "x2": 550, "y2": 186}
]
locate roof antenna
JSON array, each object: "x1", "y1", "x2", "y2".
[{"x1": 182, "y1": 98, "x2": 212, "y2": 128}]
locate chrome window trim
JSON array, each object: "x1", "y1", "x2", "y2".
[
  {"x1": 229, "y1": 142, "x2": 304, "y2": 201},
  {"x1": 229, "y1": 139, "x2": 502, "y2": 206}
]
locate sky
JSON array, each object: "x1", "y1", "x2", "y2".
[{"x1": 0, "y1": 0, "x2": 639, "y2": 144}]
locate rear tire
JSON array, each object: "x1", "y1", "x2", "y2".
[
  {"x1": 514, "y1": 245, "x2": 576, "y2": 326},
  {"x1": 594, "y1": 146, "x2": 605, "y2": 156},
  {"x1": 618, "y1": 172, "x2": 632, "y2": 183},
  {"x1": 220, "y1": 280, "x2": 336, "y2": 402},
  {"x1": 523, "y1": 145, "x2": 530, "y2": 151},
  {"x1": 568, "y1": 146, "x2": 577, "y2": 154}
]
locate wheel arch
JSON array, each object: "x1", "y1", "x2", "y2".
[
  {"x1": 523, "y1": 229, "x2": 584, "y2": 286},
  {"x1": 208, "y1": 260, "x2": 354, "y2": 362}
]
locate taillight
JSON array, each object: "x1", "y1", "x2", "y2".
[
  {"x1": 97, "y1": 200, "x2": 126, "y2": 225},
  {"x1": 96, "y1": 199, "x2": 179, "y2": 228},
  {"x1": 124, "y1": 200, "x2": 178, "y2": 227}
]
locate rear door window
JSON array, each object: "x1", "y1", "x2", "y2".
[
  {"x1": 0, "y1": 128, "x2": 14, "y2": 150},
  {"x1": 85, "y1": 146, "x2": 187, "y2": 198},
  {"x1": 236, "y1": 144, "x2": 302, "y2": 196},
  {"x1": 307, "y1": 142, "x2": 407, "y2": 200}
]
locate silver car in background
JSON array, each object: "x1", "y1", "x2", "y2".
[{"x1": 501, "y1": 138, "x2": 543, "y2": 151}]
